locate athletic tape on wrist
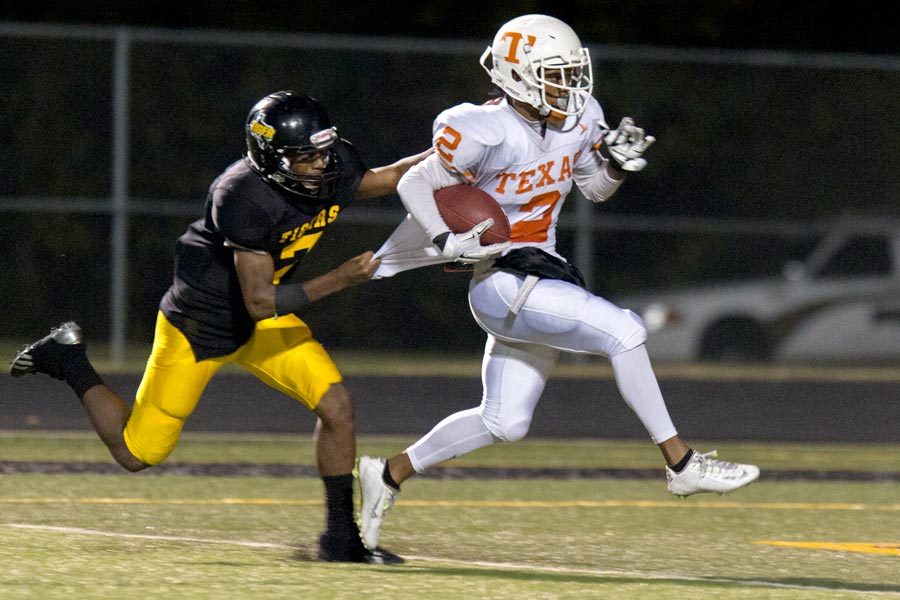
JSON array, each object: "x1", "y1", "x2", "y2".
[{"x1": 275, "y1": 283, "x2": 310, "y2": 316}]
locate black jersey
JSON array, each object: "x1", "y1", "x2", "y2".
[{"x1": 159, "y1": 139, "x2": 367, "y2": 360}]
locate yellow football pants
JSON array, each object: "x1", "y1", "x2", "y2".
[{"x1": 123, "y1": 311, "x2": 342, "y2": 465}]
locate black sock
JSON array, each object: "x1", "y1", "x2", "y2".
[
  {"x1": 322, "y1": 473, "x2": 355, "y2": 535},
  {"x1": 669, "y1": 449, "x2": 694, "y2": 473},
  {"x1": 63, "y1": 348, "x2": 105, "y2": 400},
  {"x1": 382, "y1": 462, "x2": 401, "y2": 491}
]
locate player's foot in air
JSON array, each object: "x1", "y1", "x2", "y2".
[
  {"x1": 666, "y1": 450, "x2": 760, "y2": 497},
  {"x1": 9, "y1": 321, "x2": 84, "y2": 379},
  {"x1": 317, "y1": 523, "x2": 403, "y2": 564},
  {"x1": 356, "y1": 455, "x2": 399, "y2": 550}
]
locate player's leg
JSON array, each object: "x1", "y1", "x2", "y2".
[
  {"x1": 469, "y1": 271, "x2": 759, "y2": 495},
  {"x1": 122, "y1": 313, "x2": 223, "y2": 468},
  {"x1": 358, "y1": 335, "x2": 556, "y2": 549},
  {"x1": 470, "y1": 272, "x2": 680, "y2": 438},
  {"x1": 406, "y1": 336, "x2": 556, "y2": 471},
  {"x1": 81, "y1": 385, "x2": 147, "y2": 471},
  {"x1": 237, "y1": 317, "x2": 398, "y2": 563},
  {"x1": 8, "y1": 321, "x2": 143, "y2": 468},
  {"x1": 235, "y1": 320, "x2": 353, "y2": 477},
  {"x1": 9, "y1": 317, "x2": 214, "y2": 472}
]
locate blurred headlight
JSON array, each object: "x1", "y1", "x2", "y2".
[{"x1": 642, "y1": 302, "x2": 682, "y2": 332}]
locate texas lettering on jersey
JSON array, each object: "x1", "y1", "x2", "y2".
[
  {"x1": 433, "y1": 96, "x2": 605, "y2": 249},
  {"x1": 372, "y1": 96, "x2": 608, "y2": 279}
]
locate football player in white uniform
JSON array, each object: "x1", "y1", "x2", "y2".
[{"x1": 361, "y1": 14, "x2": 760, "y2": 551}]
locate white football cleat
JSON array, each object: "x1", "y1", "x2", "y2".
[
  {"x1": 666, "y1": 450, "x2": 760, "y2": 497},
  {"x1": 356, "y1": 455, "x2": 399, "y2": 550}
]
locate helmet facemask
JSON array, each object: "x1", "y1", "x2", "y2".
[
  {"x1": 530, "y1": 52, "x2": 593, "y2": 119},
  {"x1": 267, "y1": 127, "x2": 342, "y2": 199}
]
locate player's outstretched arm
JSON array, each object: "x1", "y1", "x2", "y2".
[
  {"x1": 576, "y1": 117, "x2": 656, "y2": 203},
  {"x1": 301, "y1": 251, "x2": 381, "y2": 301},
  {"x1": 234, "y1": 249, "x2": 380, "y2": 320},
  {"x1": 356, "y1": 148, "x2": 434, "y2": 199}
]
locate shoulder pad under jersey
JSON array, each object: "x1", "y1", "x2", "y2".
[
  {"x1": 211, "y1": 172, "x2": 273, "y2": 252},
  {"x1": 431, "y1": 102, "x2": 508, "y2": 179}
]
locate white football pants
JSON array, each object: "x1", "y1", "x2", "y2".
[{"x1": 406, "y1": 270, "x2": 678, "y2": 473}]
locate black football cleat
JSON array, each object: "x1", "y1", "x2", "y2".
[
  {"x1": 317, "y1": 531, "x2": 367, "y2": 562},
  {"x1": 317, "y1": 531, "x2": 405, "y2": 564},
  {"x1": 10, "y1": 321, "x2": 84, "y2": 379}
]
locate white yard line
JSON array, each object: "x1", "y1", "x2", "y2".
[
  {"x1": 7, "y1": 523, "x2": 899, "y2": 596},
  {"x1": 6, "y1": 523, "x2": 293, "y2": 549}
]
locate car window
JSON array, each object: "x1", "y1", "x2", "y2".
[{"x1": 815, "y1": 234, "x2": 892, "y2": 278}]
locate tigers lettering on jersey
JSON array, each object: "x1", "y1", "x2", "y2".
[
  {"x1": 278, "y1": 205, "x2": 341, "y2": 244},
  {"x1": 273, "y1": 204, "x2": 342, "y2": 283}
]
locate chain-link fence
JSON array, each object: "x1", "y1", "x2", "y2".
[{"x1": 2, "y1": 23, "x2": 899, "y2": 360}]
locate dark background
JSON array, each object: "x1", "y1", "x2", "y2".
[
  {"x1": 2, "y1": 2, "x2": 899, "y2": 352},
  {"x1": 4, "y1": 1, "x2": 899, "y2": 55}
]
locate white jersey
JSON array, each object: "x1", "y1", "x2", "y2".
[
  {"x1": 434, "y1": 96, "x2": 607, "y2": 256},
  {"x1": 374, "y1": 97, "x2": 610, "y2": 277},
  {"x1": 373, "y1": 98, "x2": 678, "y2": 478}
]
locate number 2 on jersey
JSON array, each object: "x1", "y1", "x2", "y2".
[
  {"x1": 435, "y1": 126, "x2": 461, "y2": 163},
  {"x1": 510, "y1": 190, "x2": 562, "y2": 243}
]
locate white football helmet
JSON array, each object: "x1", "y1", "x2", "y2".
[{"x1": 480, "y1": 14, "x2": 593, "y2": 119}]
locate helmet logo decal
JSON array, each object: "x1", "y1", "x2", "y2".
[
  {"x1": 500, "y1": 31, "x2": 537, "y2": 64},
  {"x1": 249, "y1": 115, "x2": 276, "y2": 142},
  {"x1": 309, "y1": 127, "x2": 338, "y2": 149}
]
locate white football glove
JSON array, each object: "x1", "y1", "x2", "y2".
[
  {"x1": 439, "y1": 218, "x2": 511, "y2": 264},
  {"x1": 598, "y1": 117, "x2": 656, "y2": 172}
]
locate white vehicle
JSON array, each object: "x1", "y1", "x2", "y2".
[{"x1": 616, "y1": 218, "x2": 900, "y2": 362}]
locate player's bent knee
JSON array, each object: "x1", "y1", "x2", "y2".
[
  {"x1": 314, "y1": 384, "x2": 355, "y2": 430},
  {"x1": 484, "y1": 417, "x2": 532, "y2": 443},
  {"x1": 123, "y1": 405, "x2": 187, "y2": 467},
  {"x1": 114, "y1": 448, "x2": 150, "y2": 472},
  {"x1": 613, "y1": 309, "x2": 648, "y2": 354}
]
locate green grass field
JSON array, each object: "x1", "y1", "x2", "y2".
[{"x1": 1, "y1": 432, "x2": 898, "y2": 599}]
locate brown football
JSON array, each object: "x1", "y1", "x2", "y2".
[{"x1": 433, "y1": 184, "x2": 511, "y2": 244}]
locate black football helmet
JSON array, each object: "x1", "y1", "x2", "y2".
[{"x1": 244, "y1": 91, "x2": 342, "y2": 199}]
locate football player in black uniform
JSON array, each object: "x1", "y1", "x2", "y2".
[{"x1": 10, "y1": 90, "x2": 430, "y2": 563}]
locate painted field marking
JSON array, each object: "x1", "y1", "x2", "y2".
[
  {"x1": 757, "y1": 540, "x2": 900, "y2": 557},
  {"x1": 6, "y1": 523, "x2": 294, "y2": 549},
  {"x1": 0, "y1": 497, "x2": 321, "y2": 506},
  {"x1": 5, "y1": 524, "x2": 899, "y2": 597},
  {"x1": 1, "y1": 497, "x2": 900, "y2": 511},
  {"x1": 401, "y1": 555, "x2": 900, "y2": 596}
]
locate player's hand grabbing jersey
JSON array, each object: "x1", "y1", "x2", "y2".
[{"x1": 160, "y1": 140, "x2": 366, "y2": 360}]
